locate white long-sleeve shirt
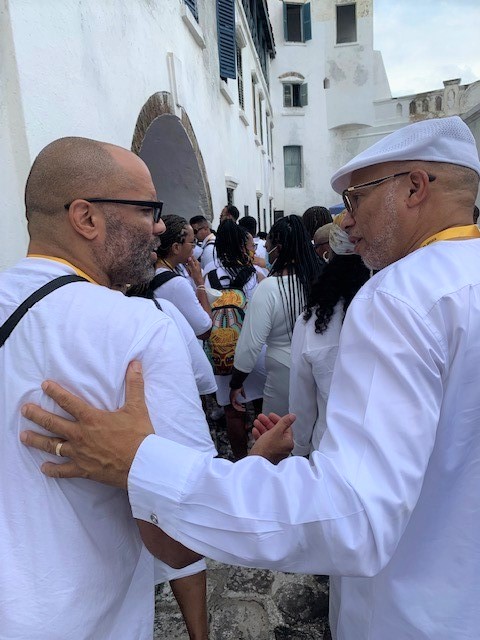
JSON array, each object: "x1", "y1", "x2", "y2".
[
  {"x1": 234, "y1": 275, "x2": 303, "y2": 372},
  {"x1": 289, "y1": 302, "x2": 344, "y2": 455},
  {"x1": 129, "y1": 239, "x2": 480, "y2": 639}
]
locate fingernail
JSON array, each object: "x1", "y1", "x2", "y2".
[
  {"x1": 21, "y1": 405, "x2": 27, "y2": 416},
  {"x1": 41, "y1": 381, "x2": 49, "y2": 391},
  {"x1": 131, "y1": 361, "x2": 142, "y2": 373},
  {"x1": 20, "y1": 431, "x2": 27, "y2": 443}
]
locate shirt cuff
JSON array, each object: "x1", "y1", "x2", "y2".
[{"x1": 127, "y1": 434, "x2": 207, "y2": 532}]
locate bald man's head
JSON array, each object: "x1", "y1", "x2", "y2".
[{"x1": 24, "y1": 137, "x2": 132, "y2": 221}]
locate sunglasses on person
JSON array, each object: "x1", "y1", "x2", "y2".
[{"x1": 64, "y1": 198, "x2": 164, "y2": 223}]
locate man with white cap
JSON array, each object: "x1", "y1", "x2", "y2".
[{"x1": 22, "y1": 116, "x2": 480, "y2": 639}]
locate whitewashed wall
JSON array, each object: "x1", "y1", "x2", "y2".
[{"x1": 1, "y1": 0, "x2": 273, "y2": 271}]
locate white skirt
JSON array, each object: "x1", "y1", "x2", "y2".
[{"x1": 215, "y1": 345, "x2": 267, "y2": 407}]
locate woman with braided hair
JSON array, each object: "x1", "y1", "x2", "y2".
[
  {"x1": 152, "y1": 214, "x2": 212, "y2": 339},
  {"x1": 205, "y1": 220, "x2": 266, "y2": 460},
  {"x1": 230, "y1": 215, "x2": 324, "y2": 417},
  {"x1": 289, "y1": 214, "x2": 371, "y2": 457}
]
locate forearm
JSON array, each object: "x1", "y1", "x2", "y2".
[
  {"x1": 230, "y1": 366, "x2": 249, "y2": 389},
  {"x1": 195, "y1": 284, "x2": 212, "y2": 318},
  {"x1": 136, "y1": 519, "x2": 203, "y2": 568}
]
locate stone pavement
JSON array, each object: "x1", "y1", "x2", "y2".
[{"x1": 153, "y1": 404, "x2": 331, "y2": 639}]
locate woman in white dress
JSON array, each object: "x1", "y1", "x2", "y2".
[
  {"x1": 229, "y1": 215, "x2": 323, "y2": 417},
  {"x1": 289, "y1": 218, "x2": 370, "y2": 454}
]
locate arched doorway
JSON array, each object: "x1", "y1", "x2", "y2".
[{"x1": 131, "y1": 92, "x2": 212, "y2": 220}]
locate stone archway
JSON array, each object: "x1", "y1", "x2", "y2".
[{"x1": 131, "y1": 92, "x2": 213, "y2": 220}]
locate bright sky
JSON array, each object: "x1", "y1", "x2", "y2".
[{"x1": 374, "y1": 0, "x2": 480, "y2": 97}]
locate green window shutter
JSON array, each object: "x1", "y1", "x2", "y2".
[
  {"x1": 283, "y1": 84, "x2": 292, "y2": 107},
  {"x1": 184, "y1": 0, "x2": 198, "y2": 21},
  {"x1": 283, "y1": 1, "x2": 288, "y2": 40},
  {"x1": 302, "y1": 3, "x2": 312, "y2": 42},
  {"x1": 217, "y1": 0, "x2": 236, "y2": 80},
  {"x1": 300, "y1": 83, "x2": 308, "y2": 106}
]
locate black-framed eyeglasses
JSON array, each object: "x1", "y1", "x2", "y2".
[
  {"x1": 342, "y1": 172, "x2": 436, "y2": 214},
  {"x1": 64, "y1": 198, "x2": 164, "y2": 223}
]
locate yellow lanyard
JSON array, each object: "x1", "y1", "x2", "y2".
[
  {"x1": 420, "y1": 225, "x2": 480, "y2": 248},
  {"x1": 27, "y1": 254, "x2": 98, "y2": 284}
]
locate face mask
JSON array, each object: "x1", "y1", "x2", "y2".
[
  {"x1": 329, "y1": 225, "x2": 356, "y2": 255},
  {"x1": 265, "y1": 245, "x2": 278, "y2": 270}
]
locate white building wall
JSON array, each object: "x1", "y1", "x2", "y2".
[
  {"x1": 268, "y1": 0, "x2": 391, "y2": 215},
  {"x1": 1, "y1": 0, "x2": 274, "y2": 271}
]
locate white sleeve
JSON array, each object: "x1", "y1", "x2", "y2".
[
  {"x1": 128, "y1": 290, "x2": 445, "y2": 576},
  {"x1": 233, "y1": 279, "x2": 274, "y2": 373},
  {"x1": 157, "y1": 299, "x2": 216, "y2": 396},
  {"x1": 154, "y1": 277, "x2": 211, "y2": 338},
  {"x1": 289, "y1": 317, "x2": 318, "y2": 456}
]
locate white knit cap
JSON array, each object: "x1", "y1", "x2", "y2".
[{"x1": 330, "y1": 116, "x2": 480, "y2": 194}]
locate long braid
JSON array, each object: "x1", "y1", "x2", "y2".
[{"x1": 269, "y1": 215, "x2": 323, "y2": 335}]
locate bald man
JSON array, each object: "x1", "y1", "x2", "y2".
[{"x1": 0, "y1": 137, "x2": 216, "y2": 639}]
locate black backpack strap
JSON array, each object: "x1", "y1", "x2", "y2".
[
  {"x1": 149, "y1": 271, "x2": 179, "y2": 292},
  {"x1": 0, "y1": 275, "x2": 88, "y2": 348},
  {"x1": 152, "y1": 298, "x2": 162, "y2": 311},
  {"x1": 231, "y1": 266, "x2": 252, "y2": 290},
  {"x1": 207, "y1": 269, "x2": 223, "y2": 290}
]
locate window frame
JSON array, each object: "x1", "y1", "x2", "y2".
[
  {"x1": 283, "y1": 2, "x2": 312, "y2": 43},
  {"x1": 283, "y1": 145, "x2": 303, "y2": 189},
  {"x1": 283, "y1": 82, "x2": 308, "y2": 108},
  {"x1": 336, "y1": 3, "x2": 357, "y2": 45}
]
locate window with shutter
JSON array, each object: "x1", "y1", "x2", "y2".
[
  {"x1": 283, "y1": 82, "x2": 308, "y2": 108},
  {"x1": 284, "y1": 146, "x2": 302, "y2": 188},
  {"x1": 184, "y1": 0, "x2": 198, "y2": 21},
  {"x1": 217, "y1": 0, "x2": 236, "y2": 80},
  {"x1": 283, "y1": 3, "x2": 312, "y2": 43},
  {"x1": 236, "y1": 46, "x2": 244, "y2": 109}
]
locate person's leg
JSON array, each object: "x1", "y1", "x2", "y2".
[
  {"x1": 169, "y1": 571, "x2": 208, "y2": 640},
  {"x1": 224, "y1": 404, "x2": 248, "y2": 459},
  {"x1": 252, "y1": 397, "x2": 263, "y2": 416}
]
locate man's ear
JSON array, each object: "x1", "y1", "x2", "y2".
[
  {"x1": 67, "y1": 200, "x2": 101, "y2": 240},
  {"x1": 405, "y1": 170, "x2": 431, "y2": 209}
]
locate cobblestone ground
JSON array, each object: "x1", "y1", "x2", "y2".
[{"x1": 154, "y1": 401, "x2": 331, "y2": 639}]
